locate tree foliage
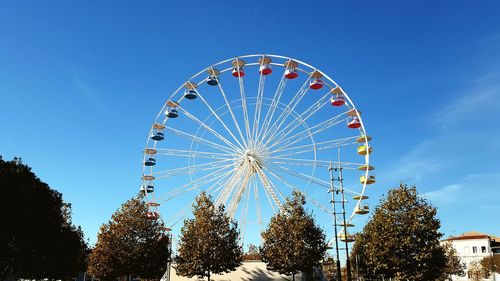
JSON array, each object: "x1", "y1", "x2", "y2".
[
  {"x1": 481, "y1": 255, "x2": 500, "y2": 277},
  {"x1": 174, "y1": 192, "x2": 242, "y2": 281},
  {"x1": 351, "y1": 184, "x2": 446, "y2": 280},
  {"x1": 88, "y1": 195, "x2": 170, "y2": 280},
  {"x1": 260, "y1": 191, "x2": 327, "y2": 280},
  {"x1": 468, "y1": 261, "x2": 484, "y2": 281},
  {"x1": 242, "y1": 244, "x2": 262, "y2": 261},
  {"x1": 439, "y1": 242, "x2": 466, "y2": 280},
  {"x1": 0, "y1": 157, "x2": 88, "y2": 280}
]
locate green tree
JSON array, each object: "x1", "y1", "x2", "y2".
[
  {"x1": 351, "y1": 184, "x2": 446, "y2": 280},
  {"x1": 0, "y1": 157, "x2": 88, "y2": 280},
  {"x1": 438, "y1": 242, "x2": 466, "y2": 280},
  {"x1": 88, "y1": 196, "x2": 170, "y2": 280},
  {"x1": 174, "y1": 192, "x2": 242, "y2": 281},
  {"x1": 480, "y1": 255, "x2": 500, "y2": 278},
  {"x1": 260, "y1": 191, "x2": 327, "y2": 281}
]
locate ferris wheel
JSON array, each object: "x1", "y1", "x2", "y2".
[{"x1": 140, "y1": 54, "x2": 374, "y2": 245}]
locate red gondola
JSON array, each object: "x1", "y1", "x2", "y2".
[
  {"x1": 330, "y1": 96, "x2": 345, "y2": 106},
  {"x1": 347, "y1": 117, "x2": 361, "y2": 128},
  {"x1": 309, "y1": 78, "x2": 323, "y2": 90}
]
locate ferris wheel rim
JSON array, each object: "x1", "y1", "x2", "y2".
[{"x1": 141, "y1": 54, "x2": 372, "y2": 243}]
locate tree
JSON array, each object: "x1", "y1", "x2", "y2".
[
  {"x1": 174, "y1": 192, "x2": 242, "y2": 281},
  {"x1": 242, "y1": 244, "x2": 262, "y2": 261},
  {"x1": 351, "y1": 184, "x2": 446, "y2": 280},
  {"x1": 88, "y1": 195, "x2": 170, "y2": 280},
  {"x1": 468, "y1": 261, "x2": 484, "y2": 281},
  {"x1": 0, "y1": 157, "x2": 88, "y2": 280},
  {"x1": 260, "y1": 191, "x2": 327, "y2": 281},
  {"x1": 480, "y1": 255, "x2": 500, "y2": 278},
  {"x1": 438, "y1": 242, "x2": 466, "y2": 280}
]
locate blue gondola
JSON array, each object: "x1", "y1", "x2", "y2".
[
  {"x1": 184, "y1": 90, "x2": 197, "y2": 100},
  {"x1": 166, "y1": 109, "x2": 178, "y2": 118},
  {"x1": 207, "y1": 75, "x2": 218, "y2": 86},
  {"x1": 151, "y1": 131, "x2": 164, "y2": 141},
  {"x1": 145, "y1": 157, "x2": 156, "y2": 166},
  {"x1": 140, "y1": 185, "x2": 155, "y2": 193}
]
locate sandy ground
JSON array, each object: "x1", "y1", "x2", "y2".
[{"x1": 168, "y1": 261, "x2": 300, "y2": 281}]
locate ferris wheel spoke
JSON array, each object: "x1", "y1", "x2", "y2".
[
  {"x1": 251, "y1": 72, "x2": 266, "y2": 144},
  {"x1": 268, "y1": 157, "x2": 364, "y2": 170},
  {"x1": 234, "y1": 64, "x2": 253, "y2": 145},
  {"x1": 176, "y1": 106, "x2": 242, "y2": 153},
  {"x1": 164, "y1": 126, "x2": 234, "y2": 154},
  {"x1": 215, "y1": 166, "x2": 246, "y2": 208},
  {"x1": 265, "y1": 168, "x2": 333, "y2": 216},
  {"x1": 195, "y1": 91, "x2": 246, "y2": 150},
  {"x1": 256, "y1": 73, "x2": 287, "y2": 144},
  {"x1": 271, "y1": 137, "x2": 358, "y2": 158},
  {"x1": 271, "y1": 164, "x2": 330, "y2": 188},
  {"x1": 157, "y1": 165, "x2": 234, "y2": 204},
  {"x1": 260, "y1": 73, "x2": 313, "y2": 144},
  {"x1": 216, "y1": 80, "x2": 248, "y2": 148},
  {"x1": 152, "y1": 159, "x2": 234, "y2": 179},
  {"x1": 227, "y1": 169, "x2": 252, "y2": 218},
  {"x1": 267, "y1": 157, "x2": 332, "y2": 168},
  {"x1": 255, "y1": 165, "x2": 284, "y2": 211},
  {"x1": 268, "y1": 113, "x2": 348, "y2": 152},
  {"x1": 164, "y1": 203, "x2": 192, "y2": 228},
  {"x1": 155, "y1": 148, "x2": 234, "y2": 160},
  {"x1": 264, "y1": 92, "x2": 331, "y2": 148},
  {"x1": 238, "y1": 179, "x2": 252, "y2": 246},
  {"x1": 252, "y1": 176, "x2": 264, "y2": 241}
]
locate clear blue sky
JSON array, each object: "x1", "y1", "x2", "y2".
[{"x1": 1, "y1": 1, "x2": 499, "y2": 247}]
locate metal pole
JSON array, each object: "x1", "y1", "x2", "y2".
[
  {"x1": 329, "y1": 162, "x2": 342, "y2": 281},
  {"x1": 338, "y1": 150, "x2": 352, "y2": 281}
]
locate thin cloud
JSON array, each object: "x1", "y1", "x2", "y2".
[
  {"x1": 432, "y1": 73, "x2": 500, "y2": 128},
  {"x1": 424, "y1": 184, "x2": 462, "y2": 205},
  {"x1": 69, "y1": 71, "x2": 107, "y2": 112},
  {"x1": 386, "y1": 139, "x2": 442, "y2": 183}
]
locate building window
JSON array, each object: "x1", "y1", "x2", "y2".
[
  {"x1": 472, "y1": 246, "x2": 477, "y2": 253},
  {"x1": 481, "y1": 246, "x2": 486, "y2": 253}
]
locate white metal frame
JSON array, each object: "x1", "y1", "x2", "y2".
[{"x1": 141, "y1": 54, "x2": 372, "y2": 245}]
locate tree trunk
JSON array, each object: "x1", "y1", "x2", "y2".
[
  {"x1": 292, "y1": 272, "x2": 295, "y2": 281},
  {"x1": 208, "y1": 271, "x2": 211, "y2": 281}
]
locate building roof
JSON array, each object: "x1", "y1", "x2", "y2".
[{"x1": 445, "y1": 231, "x2": 500, "y2": 242}]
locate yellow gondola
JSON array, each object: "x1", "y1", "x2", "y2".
[
  {"x1": 338, "y1": 233, "x2": 355, "y2": 242},
  {"x1": 355, "y1": 205, "x2": 369, "y2": 214},
  {"x1": 358, "y1": 165, "x2": 375, "y2": 171},
  {"x1": 339, "y1": 222, "x2": 355, "y2": 227},
  {"x1": 356, "y1": 135, "x2": 372, "y2": 143},
  {"x1": 357, "y1": 145, "x2": 373, "y2": 155},
  {"x1": 353, "y1": 195, "x2": 369, "y2": 200},
  {"x1": 360, "y1": 175, "x2": 376, "y2": 185}
]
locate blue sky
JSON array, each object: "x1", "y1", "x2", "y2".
[{"x1": 1, "y1": 0, "x2": 500, "y2": 248}]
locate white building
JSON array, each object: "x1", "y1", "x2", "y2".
[{"x1": 444, "y1": 231, "x2": 500, "y2": 281}]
